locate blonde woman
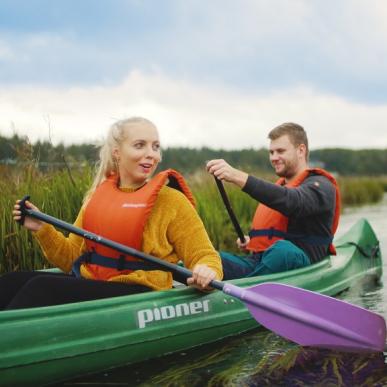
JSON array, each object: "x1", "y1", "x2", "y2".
[{"x1": 6, "y1": 117, "x2": 222, "y2": 310}]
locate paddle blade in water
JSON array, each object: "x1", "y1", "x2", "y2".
[{"x1": 223, "y1": 282, "x2": 386, "y2": 352}]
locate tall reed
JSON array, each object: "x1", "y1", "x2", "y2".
[
  {"x1": 338, "y1": 177, "x2": 384, "y2": 206},
  {"x1": 0, "y1": 164, "x2": 92, "y2": 272},
  {"x1": 0, "y1": 166, "x2": 385, "y2": 273}
]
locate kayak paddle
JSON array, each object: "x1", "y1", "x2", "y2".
[
  {"x1": 214, "y1": 177, "x2": 246, "y2": 243},
  {"x1": 18, "y1": 195, "x2": 386, "y2": 352}
]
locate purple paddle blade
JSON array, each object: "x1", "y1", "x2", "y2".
[{"x1": 223, "y1": 282, "x2": 386, "y2": 352}]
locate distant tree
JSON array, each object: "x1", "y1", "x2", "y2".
[{"x1": 0, "y1": 133, "x2": 386, "y2": 176}]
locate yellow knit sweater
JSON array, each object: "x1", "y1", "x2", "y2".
[{"x1": 33, "y1": 185, "x2": 222, "y2": 290}]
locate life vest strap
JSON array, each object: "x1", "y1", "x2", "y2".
[
  {"x1": 72, "y1": 251, "x2": 162, "y2": 278},
  {"x1": 249, "y1": 228, "x2": 333, "y2": 246}
]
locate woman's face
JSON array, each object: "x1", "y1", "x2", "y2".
[{"x1": 113, "y1": 123, "x2": 161, "y2": 187}]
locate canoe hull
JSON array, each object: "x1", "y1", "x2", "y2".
[{"x1": 0, "y1": 218, "x2": 383, "y2": 386}]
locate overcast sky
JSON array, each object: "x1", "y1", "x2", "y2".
[{"x1": 0, "y1": 0, "x2": 387, "y2": 150}]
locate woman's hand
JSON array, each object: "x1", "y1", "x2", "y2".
[
  {"x1": 187, "y1": 264, "x2": 217, "y2": 291},
  {"x1": 13, "y1": 200, "x2": 43, "y2": 232}
]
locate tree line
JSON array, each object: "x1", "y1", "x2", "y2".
[{"x1": 1, "y1": 133, "x2": 386, "y2": 176}]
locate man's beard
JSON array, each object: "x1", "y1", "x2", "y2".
[{"x1": 274, "y1": 162, "x2": 296, "y2": 179}]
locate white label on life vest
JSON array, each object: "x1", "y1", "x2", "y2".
[
  {"x1": 122, "y1": 203, "x2": 147, "y2": 208},
  {"x1": 137, "y1": 299, "x2": 211, "y2": 328}
]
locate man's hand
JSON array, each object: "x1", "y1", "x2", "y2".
[
  {"x1": 206, "y1": 159, "x2": 248, "y2": 188},
  {"x1": 237, "y1": 235, "x2": 250, "y2": 250}
]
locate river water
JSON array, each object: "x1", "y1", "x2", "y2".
[{"x1": 60, "y1": 196, "x2": 387, "y2": 386}]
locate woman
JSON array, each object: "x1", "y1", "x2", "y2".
[{"x1": 5, "y1": 117, "x2": 222, "y2": 310}]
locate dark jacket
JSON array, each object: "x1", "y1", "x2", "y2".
[{"x1": 243, "y1": 173, "x2": 337, "y2": 263}]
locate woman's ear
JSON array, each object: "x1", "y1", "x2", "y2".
[{"x1": 112, "y1": 147, "x2": 120, "y2": 161}]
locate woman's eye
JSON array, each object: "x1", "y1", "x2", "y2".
[
  {"x1": 153, "y1": 144, "x2": 161, "y2": 151},
  {"x1": 134, "y1": 142, "x2": 144, "y2": 149}
]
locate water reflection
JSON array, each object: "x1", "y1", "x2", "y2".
[
  {"x1": 245, "y1": 347, "x2": 387, "y2": 387},
  {"x1": 59, "y1": 198, "x2": 387, "y2": 386},
  {"x1": 337, "y1": 278, "x2": 385, "y2": 315},
  {"x1": 63, "y1": 330, "x2": 386, "y2": 387}
]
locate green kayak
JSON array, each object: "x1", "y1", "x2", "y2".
[{"x1": 0, "y1": 218, "x2": 382, "y2": 386}]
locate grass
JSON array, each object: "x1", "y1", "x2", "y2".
[
  {"x1": 0, "y1": 164, "x2": 92, "y2": 272},
  {"x1": 0, "y1": 165, "x2": 385, "y2": 273},
  {"x1": 338, "y1": 176, "x2": 385, "y2": 206}
]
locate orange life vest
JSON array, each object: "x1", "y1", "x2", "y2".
[
  {"x1": 246, "y1": 168, "x2": 341, "y2": 255},
  {"x1": 74, "y1": 169, "x2": 195, "y2": 281}
]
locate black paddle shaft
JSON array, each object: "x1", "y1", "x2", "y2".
[
  {"x1": 17, "y1": 195, "x2": 225, "y2": 291},
  {"x1": 214, "y1": 178, "x2": 246, "y2": 243}
]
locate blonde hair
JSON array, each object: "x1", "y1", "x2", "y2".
[{"x1": 84, "y1": 117, "x2": 158, "y2": 203}]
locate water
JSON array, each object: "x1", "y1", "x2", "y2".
[{"x1": 59, "y1": 196, "x2": 387, "y2": 386}]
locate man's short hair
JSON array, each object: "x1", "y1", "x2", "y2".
[{"x1": 268, "y1": 122, "x2": 309, "y2": 160}]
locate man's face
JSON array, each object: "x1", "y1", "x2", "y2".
[{"x1": 269, "y1": 135, "x2": 304, "y2": 178}]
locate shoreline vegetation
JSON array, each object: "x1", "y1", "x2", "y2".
[{"x1": 1, "y1": 133, "x2": 386, "y2": 273}]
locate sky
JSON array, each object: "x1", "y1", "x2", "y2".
[{"x1": 0, "y1": 0, "x2": 387, "y2": 150}]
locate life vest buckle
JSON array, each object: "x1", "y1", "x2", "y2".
[
  {"x1": 84, "y1": 251, "x2": 92, "y2": 264},
  {"x1": 117, "y1": 255, "x2": 126, "y2": 271}
]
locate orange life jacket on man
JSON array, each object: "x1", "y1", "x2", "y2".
[
  {"x1": 246, "y1": 168, "x2": 340, "y2": 255},
  {"x1": 72, "y1": 169, "x2": 195, "y2": 280}
]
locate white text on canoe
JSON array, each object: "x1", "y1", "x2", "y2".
[{"x1": 137, "y1": 300, "x2": 210, "y2": 328}]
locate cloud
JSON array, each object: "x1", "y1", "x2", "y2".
[
  {"x1": 0, "y1": 70, "x2": 386, "y2": 150},
  {"x1": 0, "y1": 39, "x2": 14, "y2": 60},
  {"x1": 0, "y1": 1, "x2": 387, "y2": 103}
]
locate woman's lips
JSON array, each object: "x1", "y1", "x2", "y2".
[{"x1": 139, "y1": 163, "x2": 153, "y2": 172}]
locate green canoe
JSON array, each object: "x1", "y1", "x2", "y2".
[{"x1": 0, "y1": 218, "x2": 382, "y2": 386}]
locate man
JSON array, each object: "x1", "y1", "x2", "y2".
[{"x1": 206, "y1": 122, "x2": 340, "y2": 279}]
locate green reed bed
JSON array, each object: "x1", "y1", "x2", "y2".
[
  {"x1": 338, "y1": 177, "x2": 385, "y2": 206},
  {"x1": 0, "y1": 164, "x2": 92, "y2": 273},
  {"x1": 0, "y1": 166, "x2": 386, "y2": 273}
]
